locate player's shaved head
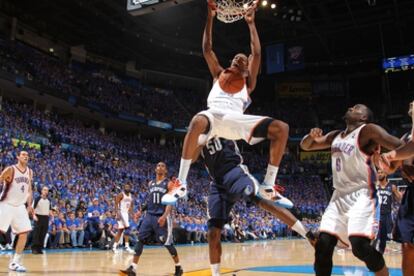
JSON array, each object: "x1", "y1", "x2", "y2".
[{"x1": 344, "y1": 104, "x2": 374, "y2": 124}]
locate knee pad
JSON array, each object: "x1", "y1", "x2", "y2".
[
  {"x1": 314, "y1": 233, "x2": 338, "y2": 276},
  {"x1": 134, "y1": 241, "x2": 144, "y2": 257},
  {"x1": 207, "y1": 219, "x2": 226, "y2": 230},
  {"x1": 252, "y1": 118, "x2": 274, "y2": 138},
  {"x1": 316, "y1": 232, "x2": 338, "y2": 253},
  {"x1": 349, "y1": 236, "x2": 385, "y2": 272},
  {"x1": 165, "y1": 244, "x2": 178, "y2": 257}
]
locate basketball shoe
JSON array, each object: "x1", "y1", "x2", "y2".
[
  {"x1": 9, "y1": 262, "x2": 26, "y2": 272},
  {"x1": 161, "y1": 178, "x2": 187, "y2": 205},
  {"x1": 258, "y1": 184, "x2": 294, "y2": 209}
]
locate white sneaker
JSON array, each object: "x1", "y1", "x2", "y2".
[
  {"x1": 258, "y1": 184, "x2": 294, "y2": 209},
  {"x1": 125, "y1": 246, "x2": 135, "y2": 254},
  {"x1": 112, "y1": 246, "x2": 119, "y2": 253},
  {"x1": 258, "y1": 184, "x2": 276, "y2": 200},
  {"x1": 161, "y1": 178, "x2": 187, "y2": 205},
  {"x1": 9, "y1": 262, "x2": 27, "y2": 272},
  {"x1": 0, "y1": 244, "x2": 5, "y2": 251},
  {"x1": 5, "y1": 244, "x2": 13, "y2": 250},
  {"x1": 274, "y1": 191, "x2": 294, "y2": 209}
]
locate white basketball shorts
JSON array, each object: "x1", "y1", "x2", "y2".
[
  {"x1": 197, "y1": 109, "x2": 270, "y2": 145},
  {"x1": 117, "y1": 212, "x2": 130, "y2": 229},
  {"x1": 319, "y1": 188, "x2": 379, "y2": 248},
  {"x1": 0, "y1": 202, "x2": 32, "y2": 234}
]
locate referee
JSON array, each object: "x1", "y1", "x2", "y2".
[{"x1": 32, "y1": 186, "x2": 52, "y2": 254}]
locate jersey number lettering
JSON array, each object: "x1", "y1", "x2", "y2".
[
  {"x1": 335, "y1": 158, "x2": 341, "y2": 172},
  {"x1": 21, "y1": 185, "x2": 25, "y2": 193},
  {"x1": 153, "y1": 193, "x2": 160, "y2": 204},
  {"x1": 379, "y1": 195, "x2": 388, "y2": 205},
  {"x1": 207, "y1": 137, "x2": 223, "y2": 155}
]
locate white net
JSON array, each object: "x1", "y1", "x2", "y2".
[{"x1": 215, "y1": 0, "x2": 256, "y2": 23}]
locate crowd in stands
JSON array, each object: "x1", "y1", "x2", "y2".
[
  {"x1": 0, "y1": 37, "x2": 190, "y2": 128},
  {"x1": 0, "y1": 36, "x2": 324, "y2": 134},
  {"x1": 0, "y1": 98, "x2": 328, "y2": 251}
]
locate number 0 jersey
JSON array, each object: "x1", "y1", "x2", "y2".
[{"x1": 331, "y1": 124, "x2": 377, "y2": 194}]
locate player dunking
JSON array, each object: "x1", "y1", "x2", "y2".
[
  {"x1": 375, "y1": 169, "x2": 401, "y2": 254},
  {"x1": 120, "y1": 162, "x2": 183, "y2": 276},
  {"x1": 112, "y1": 182, "x2": 135, "y2": 253},
  {"x1": 162, "y1": 0, "x2": 289, "y2": 205},
  {"x1": 195, "y1": 137, "x2": 316, "y2": 276},
  {"x1": 0, "y1": 151, "x2": 35, "y2": 272},
  {"x1": 301, "y1": 104, "x2": 403, "y2": 276},
  {"x1": 380, "y1": 101, "x2": 414, "y2": 276}
]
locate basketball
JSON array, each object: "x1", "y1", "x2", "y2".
[{"x1": 218, "y1": 69, "x2": 245, "y2": 94}]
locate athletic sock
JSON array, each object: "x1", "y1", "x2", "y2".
[
  {"x1": 113, "y1": 242, "x2": 118, "y2": 249},
  {"x1": 12, "y1": 254, "x2": 21, "y2": 264},
  {"x1": 125, "y1": 242, "x2": 129, "y2": 248},
  {"x1": 263, "y1": 164, "x2": 279, "y2": 186},
  {"x1": 210, "y1": 263, "x2": 220, "y2": 276},
  {"x1": 175, "y1": 262, "x2": 181, "y2": 267},
  {"x1": 291, "y1": 220, "x2": 307, "y2": 239},
  {"x1": 178, "y1": 158, "x2": 191, "y2": 185}
]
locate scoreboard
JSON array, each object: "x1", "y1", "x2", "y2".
[
  {"x1": 383, "y1": 54, "x2": 414, "y2": 73},
  {"x1": 127, "y1": 0, "x2": 193, "y2": 16}
]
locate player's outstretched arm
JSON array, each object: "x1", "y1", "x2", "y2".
[
  {"x1": 245, "y1": 1, "x2": 260, "y2": 93},
  {"x1": 362, "y1": 124, "x2": 403, "y2": 151},
  {"x1": 300, "y1": 128, "x2": 340, "y2": 151},
  {"x1": 203, "y1": 0, "x2": 223, "y2": 79}
]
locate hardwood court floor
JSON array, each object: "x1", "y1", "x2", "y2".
[{"x1": 0, "y1": 239, "x2": 403, "y2": 275}]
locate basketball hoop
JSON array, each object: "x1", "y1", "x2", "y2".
[{"x1": 214, "y1": 0, "x2": 256, "y2": 23}]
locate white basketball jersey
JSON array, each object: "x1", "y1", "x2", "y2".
[
  {"x1": 207, "y1": 79, "x2": 251, "y2": 114},
  {"x1": 120, "y1": 192, "x2": 132, "y2": 212},
  {"x1": 0, "y1": 166, "x2": 31, "y2": 206},
  {"x1": 331, "y1": 124, "x2": 376, "y2": 193}
]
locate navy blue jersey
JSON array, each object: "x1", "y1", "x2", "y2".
[
  {"x1": 146, "y1": 178, "x2": 168, "y2": 216},
  {"x1": 201, "y1": 137, "x2": 242, "y2": 182},
  {"x1": 377, "y1": 184, "x2": 393, "y2": 215}
]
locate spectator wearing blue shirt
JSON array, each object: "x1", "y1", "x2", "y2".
[
  {"x1": 66, "y1": 212, "x2": 84, "y2": 247},
  {"x1": 86, "y1": 198, "x2": 103, "y2": 242}
]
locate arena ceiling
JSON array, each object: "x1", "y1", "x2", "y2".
[{"x1": 1, "y1": 0, "x2": 414, "y2": 77}]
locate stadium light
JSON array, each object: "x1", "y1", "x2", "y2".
[
  {"x1": 262, "y1": 0, "x2": 268, "y2": 7},
  {"x1": 271, "y1": 3, "x2": 276, "y2": 9}
]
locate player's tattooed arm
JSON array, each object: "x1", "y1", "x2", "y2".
[{"x1": 300, "y1": 128, "x2": 340, "y2": 151}]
